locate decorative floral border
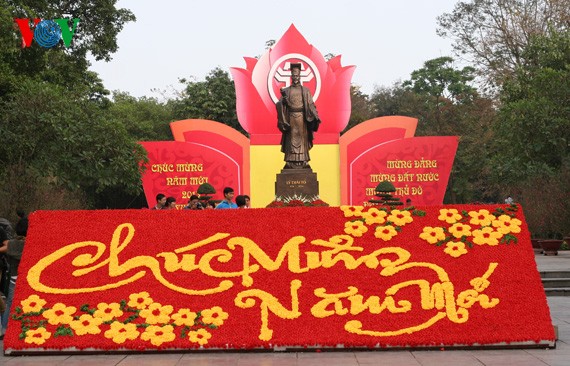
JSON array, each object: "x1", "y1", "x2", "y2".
[{"x1": 4, "y1": 204, "x2": 554, "y2": 352}]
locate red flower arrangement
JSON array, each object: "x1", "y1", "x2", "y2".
[{"x1": 4, "y1": 204, "x2": 555, "y2": 354}]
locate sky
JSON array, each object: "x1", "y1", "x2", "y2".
[{"x1": 89, "y1": 0, "x2": 462, "y2": 99}]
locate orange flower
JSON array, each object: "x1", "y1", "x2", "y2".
[
  {"x1": 171, "y1": 309, "x2": 197, "y2": 327},
  {"x1": 374, "y1": 225, "x2": 398, "y2": 241},
  {"x1": 141, "y1": 325, "x2": 176, "y2": 346},
  {"x1": 444, "y1": 242, "x2": 468, "y2": 258},
  {"x1": 104, "y1": 321, "x2": 139, "y2": 344},
  {"x1": 472, "y1": 227, "x2": 503, "y2": 246},
  {"x1": 21, "y1": 294, "x2": 47, "y2": 313},
  {"x1": 42, "y1": 303, "x2": 77, "y2": 325},
  {"x1": 468, "y1": 209, "x2": 495, "y2": 227},
  {"x1": 438, "y1": 208, "x2": 462, "y2": 224},
  {"x1": 201, "y1": 306, "x2": 229, "y2": 327},
  {"x1": 70, "y1": 314, "x2": 103, "y2": 335},
  {"x1": 139, "y1": 303, "x2": 174, "y2": 324},
  {"x1": 93, "y1": 302, "x2": 124, "y2": 322},
  {"x1": 24, "y1": 327, "x2": 51, "y2": 345},
  {"x1": 340, "y1": 205, "x2": 364, "y2": 218},
  {"x1": 344, "y1": 220, "x2": 368, "y2": 237},
  {"x1": 362, "y1": 208, "x2": 387, "y2": 225},
  {"x1": 448, "y1": 223, "x2": 472, "y2": 239},
  {"x1": 387, "y1": 210, "x2": 413, "y2": 226},
  {"x1": 127, "y1": 291, "x2": 153, "y2": 310},
  {"x1": 419, "y1": 226, "x2": 446, "y2": 244},
  {"x1": 492, "y1": 215, "x2": 522, "y2": 235},
  {"x1": 188, "y1": 328, "x2": 212, "y2": 345}
]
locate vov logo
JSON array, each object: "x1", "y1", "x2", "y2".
[{"x1": 14, "y1": 18, "x2": 80, "y2": 48}]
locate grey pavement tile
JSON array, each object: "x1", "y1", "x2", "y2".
[{"x1": 472, "y1": 354, "x2": 549, "y2": 365}]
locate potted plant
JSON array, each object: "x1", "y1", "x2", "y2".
[
  {"x1": 197, "y1": 183, "x2": 216, "y2": 206},
  {"x1": 538, "y1": 232, "x2": 564, "y2": 256}
]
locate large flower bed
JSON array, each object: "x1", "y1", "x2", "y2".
[{"x1": 4, "y1": 204, "x2": 554, "y2": 353}]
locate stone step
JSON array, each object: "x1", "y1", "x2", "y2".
[
  {"x1": 545, "y1": 288, "x2": 570, "y2": 297},
  {"x1": 540, "y1": 271, "x2": 570, "y2": 278},
  {"x1": 542, "y1": 278, "x2": 570, "y2": 288}
]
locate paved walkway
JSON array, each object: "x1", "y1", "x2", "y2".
[{"x1": 2, "y1": 252, "x2": 569, "y2": 366}]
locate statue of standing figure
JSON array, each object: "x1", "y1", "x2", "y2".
[{"x1": 276, "y1": 63, "x2": 321, "y2": 169}]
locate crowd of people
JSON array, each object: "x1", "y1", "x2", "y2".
[
  {"x1": 0, "y1": 210, "x2": 28, "y2": 340},
  {"x1": 149, "y1": 187, "x2": 251, "y2": 210}
]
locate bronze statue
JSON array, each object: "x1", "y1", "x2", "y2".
[{"x1": 276, "y1": 63, "x2": 321, "y2": 169}]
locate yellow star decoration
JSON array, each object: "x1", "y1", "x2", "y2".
[
  {"x1": 387, "y1": 210, "x2": 413, "y2": 226},
  {"x1": 93, "y1": 302, "x2": 124, "y2": 322},
  {"x1": 141, "y1": 325, "x2": 176, "y2": 346},
  {"x1": 104, "y1": 321, "x2": 140, "y2": 344},
  {"x1": 42, "y1": 303, "x2": 77, "y2": 325},
  {"x1": 468, "y1": 209, "x2": 495, "y2": 226},
  {"x1": 70, "y1": 314, "x2": 103, "y2": 335},
  {"x1": 419, "y1": 226, "x2": 446, "y2": 244},
  {"x1": 362, "y1": 208, "x2": 387, "y2": 225},
  {"x1": 171, "y1": 308, "x2": 197, "y2": 327},
  {"x1": 448, "y1": 223, "x2": 472, "y2": 239},
  {"x1": 472, "y1": 227, "x2": 503, "y2": 246},
  {"x1": 24, "y1": 327, "x2": 51, "y2": 345},
  {"x1": 340, "y1": 205, "x2": 364, "y2": 218},
  {"x1": 438, "y1": 208, "x2": 462, "y2": 224},
  {"x1": 188, "y1": 328, "x2": 212, "y2": 346},
  {"x1": 492, "y1": 215, "x2": 522, "y2": 235},
  {"x1": 127, "y1": 291, "x2": 154, "y2": 310},
  {"x1": 444, "y1": 241, "x2": 468, "y2": 258},
  {"x1": 201, "y1": 306, "x2": 229, "y2": 327},
  {"x1": 21, "y1": 294, "x2": 46, "y2": 313},
  {"x1": 344, "y1": 220, "x2": 368, "y2": 237},
  {"x1": 139, "y1": 303, "x2": 174, "y2": 324},
  {"x1": 374, "y1": 225, "x2": 398, "y2": 241}
]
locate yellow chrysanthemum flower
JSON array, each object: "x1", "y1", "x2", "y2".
[
  {"x1": 448, "y1": 223, "x2": 472, "y2": 239},
  {"x1": 127, "y1": 291, "x2": 153, "y2": 310},
  {"x1": 472, "y1": 227, "x2": 503, "y2": 246},
  {"x1": 188, "y1": 328, "x2": 212, "y2": 346},
  {"x1": 93, "y1": 302, "x2": 124, "y2": 322},
  {"x1": 141, "y1": 325, "x2": 176, "y2": 346},
  {"x1": 42, "y1": 303, "x2": 77, "y2": 325},
  {"x1": 201, "y1": 306, "x2": 229, "y2": 327},
  {"x1": 70, "y1": 314, "x2": 103, "y2": 335},
  {"x1": 438, "y1": 208, "x2": 463, "y2": 224},
  {"x1": 340, "y1": 205, "x2": 364, "y2": 218},
  {"x1": 171, "y1": 309, "x2": 197, "y2": 327},
  {"x1": 387, "y1": 210, "x2": 413, "y2": 226},
  {"x1": 24, "y1": 327, "x2": 51, "y2": 345},
  {"x1": 104, "y1": 321, "x2": 140, "y2": 344},
  {"x1": 444, "y1": 242, "x2": 468, "y2": 258},
  {"x1": 21, "y1": 294, "x2": 47, "y2": 313},
  {"x1": 344, "y1": 220, "x2": 368, "y2": 237},
  {"x1": 492, "y1": 215, "x2": 522, "y2": 235},
  {"x1": 362, "y1": 208, "x2": 387, "y2": 225},
  {"x1": 419, "y1": 226, "x2": 446, "y2": 244},
  {"x1": 374, "y1": 225, "x2": 398, "y2": 241},
  {"x1": 468, "y1": 209, "x2": 495, "y2": 226},
  {"x1": 139, "y1": 303, "x2": 173, "y2": 324}
]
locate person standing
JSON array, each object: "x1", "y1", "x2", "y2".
[
  {"x1": 276, "y1": 63, "x2": 321, "y2": 169},
  {"x1": 215, "y1": 187, "x2": 238, "y2": 209},
  {"x1": 151, "y1": 193, "x2": 167, "y2": 210}
]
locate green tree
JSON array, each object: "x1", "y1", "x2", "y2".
[
  {"x1": 342, "y1": 85, "x2": 372, "y2": 133},
  {"x1": 110, "y1": 91, "x2": 174, "y2": 142},
  {"x1": 437, "y1": 0, "x2": 570, "y2": 90},
  {"x1": 172, "y1": 68, "x2": 245, "y2": 135},
  {"x1": 493, "y1": 28, "x2": 570, "y2": 183}
]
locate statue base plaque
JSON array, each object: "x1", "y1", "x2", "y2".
[{"x1": 275, "y1": 168, "x2": 319, "y2": 199}]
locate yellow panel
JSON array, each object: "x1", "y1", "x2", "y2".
[{"x1": 249, "y1": 144, "x2": 340, "y2": 208}]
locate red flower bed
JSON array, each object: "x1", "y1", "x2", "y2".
[{"x1": 4, "y1": 204, "x2": 555, "y2": 353}]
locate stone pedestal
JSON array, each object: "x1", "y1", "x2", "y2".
[{"x1": 275, "y1": 169, "x2": 319, "y2": 199}]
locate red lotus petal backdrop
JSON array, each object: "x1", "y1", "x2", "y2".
[
  {"x1": 4, "y1": 205, "x2": 554, "y2": 353},
  {"x1": 231, "y1": 24, "x2": 355, "y2": 141}
]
